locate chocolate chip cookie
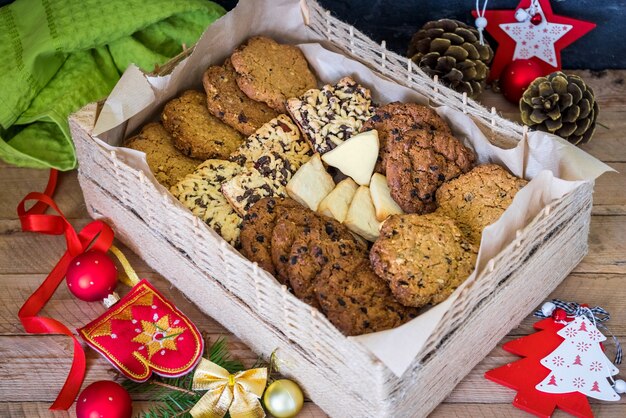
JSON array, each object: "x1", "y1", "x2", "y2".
[
  {"x1": 239, "y1": 197, "x2": 301, "y2": 276},
  {"x1": 361, "y1": 102, "x2": 452, "y2": 174},
  {"x1": 271, "y1": 210, "x2": 364, "y2": 284},
  {"x1": 230, "y1": 37, "x2": 317, "y2": 113},
  {"x1": 203, "y1": 59, "x2": 279, "y2": 136},
  {"x1": 313, "y1": 259, "x2": 419, "y2": 336},
  {"x1": 161, "y1": 90, "x2": 244, "y2": 159},
  {"x1": 170, "y1": 159, "x2": 246, "y2": 246},
  {"x1": 436, "y1": 164, "x2": 528, "y2": 244},
  {"x1": 124, "y1": 122, "x2": 202, "y2": 188},
  {"x1": 370, "y1": 213, "x2": 477, "y2": 308},
  {"x1": 287, "y1": 235, "x2": 366, "y2": 308},
  {"x1": 386, "y1": 128, "x2": 475, "y2": 214}
]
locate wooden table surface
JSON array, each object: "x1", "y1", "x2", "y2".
[{"x1": 1, "y1": 70, "x2": 625, "y2": 418}]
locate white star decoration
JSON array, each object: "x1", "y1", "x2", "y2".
[{"x1": 500, "y1": 3, "x2": 572, "y2": 67}]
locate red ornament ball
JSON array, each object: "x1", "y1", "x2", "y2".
[
  {"x1": 76, "y1": 381, "x2": 132, "y2": 418},
  {"x1": 499, "y1": 59, "x2": 544, "y2": 103},
  {"x1": 66, "y1": 250, "x2": 117, "y2": 301},
  {"x1": 530, "y1": 13, "x2": 543, "y2": 25}
]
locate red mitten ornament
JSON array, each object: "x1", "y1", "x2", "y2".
[
  {"x1": 486, "y1": 307, "x2": 593, "y2": 418},
  {"x1": 79, "y1": 280, "x2": 203, "y2": 381}
]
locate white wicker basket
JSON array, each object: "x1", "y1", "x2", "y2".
[{"x1": 69, "y1": 1, "x2": 595, "y2": 416}]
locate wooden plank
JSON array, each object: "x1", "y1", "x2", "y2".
[
  {"x1": 0, "y1": 231, "x2": 153, "y2": 275},
  {"x1": 1, "y1": 333, "x2": 623, "y2": 405},
  {"x1": 0, "y1": 273, "x2": 239, "y2": 336},
  {"x1": 4, "y1": 400, "x2": 626, "y2": 418},
  {"x1": 0, "y1": 335, "x2": 256, "y2": 402},
  {"x1": 431, "y1": 403, "x2": 626, "y2": 418},
  {"x1": 592, "y1": 167, "x2": 626, "y2": 215},
  {"x1": 0, "y1": 169, "x2": 87, "y2": 220},
  {"x1": 510, "y1": 273, "x2": 626, "y2": 336},
  {"x1": 579, "y1": 112, "x2": 626, "y2": 164},
  {"x1": 3, "y1": 401, "x2": 625, "y2": 418},
  {"x1": 575, "y1": 216, "x2": 626, "y2": 274},
  {"x1": 0, "y1": 401, "x2": 328, "y2": 417}
]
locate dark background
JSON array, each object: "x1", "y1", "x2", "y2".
[
  {"x1": 0, "y1": 0, "x2": 623, "y2": 69},
  {"x1": 216, "y1": 0, "x2": 626, "y2": 70}
]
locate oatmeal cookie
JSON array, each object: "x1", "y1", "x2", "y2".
[
  {"x1": 361, "y1": 102, "x2": 452, "y2": 174},
  {"x1": 313, "y1": 259, "x2": 419, "y2": 336},
  {"x1": 287, "y1": 77, "x2": 375, "y2": 154},
  {"x1": 436, "y1": 164, "x2": 528, "y2": 244},
  {"x1": 386, "y1": 128, "x2": 475, "y2": 214},
  {"x1": 230, "y1": 36, "x2": 317, "y2": 112},
  {"x1": 124, "y1": 122, "x2": 202, "y2": 188},
  {"x1": 370, "y1": 213, "x2": 477, "y2": 308},
  {"x1": 203, "y1": 59, "x2": 279, "y2": 135},
  {"x1": 170, "y1": 159, "x2": 245, "y2": 246},
  {"x1": 161, "y1": 90, "x2": 244, "y2": 159}
]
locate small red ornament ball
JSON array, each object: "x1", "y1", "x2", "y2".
[
  {"x1": 530, "y1": 13, "x2": 543, "y2": 25},
  {"x1": 553, "y1": 308, "x2": 568, "y2": 322},
  {"x1": 76, "y1": 381, "x2": 132, "y2": 418},
  {"x1": 66, "y1": 250, "x2": 117, "y2": 301},
  {"x1": 499, "y1": 59, "x2": 544, "y2": 103}
]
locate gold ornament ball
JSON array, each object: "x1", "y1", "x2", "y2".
[{"x1": 263, "y1": 379, "x2": 304, "y2": 418}]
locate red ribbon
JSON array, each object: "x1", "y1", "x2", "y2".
[{"x1": 17, "y1": 169, "x2": 114, "y2": 410}]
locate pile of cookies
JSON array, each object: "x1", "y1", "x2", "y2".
[
  {"x1": 125, "y1": 36, "x2": 318, "y2": 245},
  {"x1": 123, "y1": 36, "x2": 528, "y2": 336},
  {"x1": 240, "y1": 197, "x2": 419, "y2": 335}
]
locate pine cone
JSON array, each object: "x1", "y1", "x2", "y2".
[
  {"x1": 520, "y1": 72, "x2": 598, "y2": 145},
  {"x1": 407, "y1": 19, "x2": 493, "y2": 98}
]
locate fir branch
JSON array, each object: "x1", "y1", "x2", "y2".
[
  {"x1": 150, "y1": 380, "x2": 196, "y2": 396},
  {"x1": 208, "y1": 336, "x2": 245, "y2": 373}
]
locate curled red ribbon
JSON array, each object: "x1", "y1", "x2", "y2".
[{"x1": 17, "y1": 169, "x2": 114, "y2": 410}]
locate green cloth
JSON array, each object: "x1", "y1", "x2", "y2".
[{"x1": 0, "y1": 0, "x2": 225, "y2": 170}]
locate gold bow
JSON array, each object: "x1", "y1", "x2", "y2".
[{"x1": 190, "y1": 358, "x2": 268, "y2": 418}]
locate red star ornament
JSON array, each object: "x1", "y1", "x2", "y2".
[{"x1": 473, "y1": 0, "x2": 596, "y2": 81}]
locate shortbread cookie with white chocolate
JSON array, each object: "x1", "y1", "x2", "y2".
[{"x1": 287, "y1": 77, "x2": 375, "y2": 154}]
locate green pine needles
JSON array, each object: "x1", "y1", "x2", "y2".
[{"x1": 121, "y1": 336, "x2": 251, "y2": 418}]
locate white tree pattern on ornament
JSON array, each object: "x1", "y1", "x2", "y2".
[{"x1": 536, "y1": 316, "x2": 621, "y2": 401}]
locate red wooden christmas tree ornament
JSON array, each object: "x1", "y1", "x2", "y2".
[{"x1": 485, "y1": 309, "x2": 593, "y2": 418}]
